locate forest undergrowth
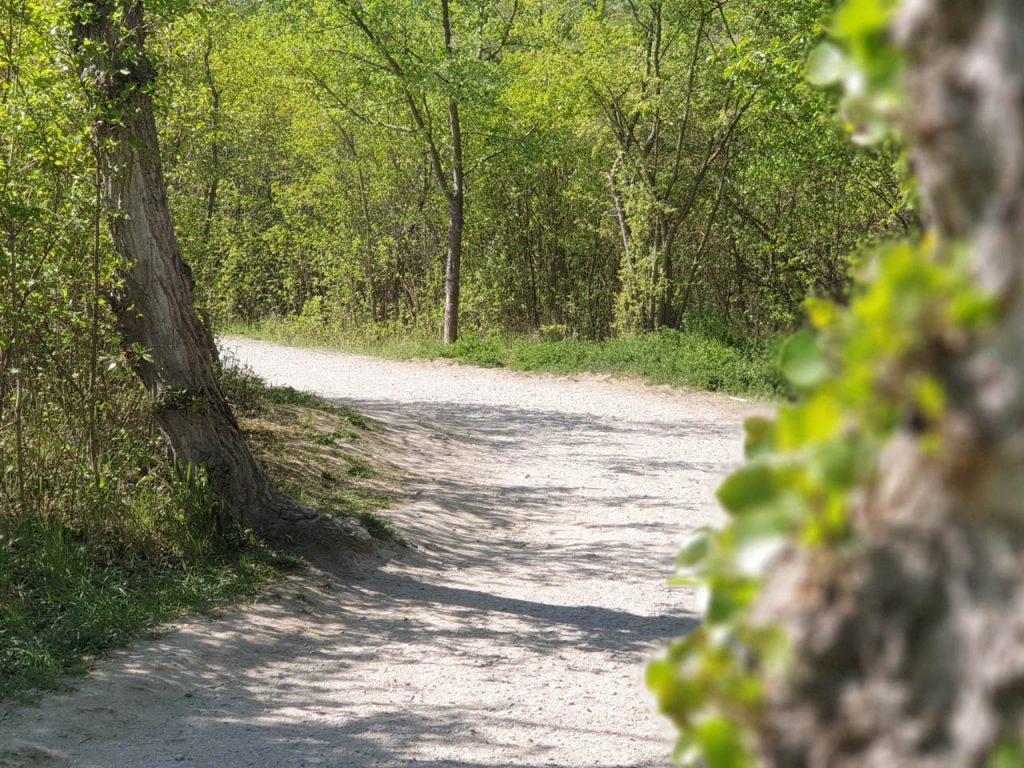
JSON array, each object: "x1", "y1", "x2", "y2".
[{"x1": 0, "y1": 366, "x2": 394, "y2": 701}]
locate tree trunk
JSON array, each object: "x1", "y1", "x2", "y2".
[
  {"x1": 657, "y1": 217, "x2": 673, "y2": 328},
  {"x1": 71, "y1": 0, "x2": 366, "y2": 545},
  {"x1": 440, "y1": 4, "x2": 463, "y2": 347},
  {"x1": 443, "y1": 191, "x2": 463, "y2": 345},
  {"x1": 753, "y1": 2, "x2": 1024, "y2": 766},
  {"x1": 201, "y1": 34, "x2": 220, "y2": 249}
]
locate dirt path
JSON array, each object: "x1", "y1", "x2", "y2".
[{"x1": 0, "y1": 338, "x2": 756, "y2": 768}]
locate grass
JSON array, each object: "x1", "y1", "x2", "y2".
[
  {"x1": 222, "y1": 320, "x2": 786, "y2": 399},
  {"x1": 0, "y1": 369, "x2": 396, "y2": 701},
  {"x1": 0, "y1": 521, "x2": 289, "y2": 701},
  {"x1": 240, "y1": 401, "x2": 396, "y2": 529},
  {"x1": 220, "y1": 364, "x2": 399, "y2": 532}
]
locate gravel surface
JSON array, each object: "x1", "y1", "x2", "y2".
[{"x1": 0, "y1": 337, "x2": 757, "y2": 768}]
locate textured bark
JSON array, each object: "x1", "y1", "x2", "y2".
[
  {"x1": 71, "y1": 0, "x2": 367, "y2": 546},
  {"x1": 752, "y1": 2, "x2": 1024, "y2": 767}
]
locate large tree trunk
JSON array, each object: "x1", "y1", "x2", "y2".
[
  {"x1": 753, "y1": 2, "x2": 1024, "y2": 766},
  {"x1": 71, "y1": 0, "x2": 366, "y2": 545}
]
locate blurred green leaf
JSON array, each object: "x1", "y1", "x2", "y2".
[
  {"x1": 692, "y1": 715, "x2": 751, "y2": 768},
  {"x1": 717, "y1": 464, "x2": 776, "y2": 515},
  {"x1": 780, "y1": 330, "x2": 829, "y2": 389},
  {"x1": 806, "y1": 42, "x2": 844, "y2": 86}
]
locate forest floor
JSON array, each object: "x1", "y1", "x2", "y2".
[{"x1": 0, "y1": 337, "x2": 760, "y2": 768}]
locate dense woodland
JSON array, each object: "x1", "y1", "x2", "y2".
[
  {"x1": 4, "y1": 0, "x2": 1024, "y2": 765},
  {"x1": 156, "y1": 0, "x2": 907, "y2": 341},
  {"x1": 1, "y1": 0, "x2": 910, "y2": 572}
]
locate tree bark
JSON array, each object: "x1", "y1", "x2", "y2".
[
  {"x1": 201, "y1": 33, "x2": 220, "y2": 249},
  {"x1": 71, "y1": 0, "x2": 367, "y2": 545},
  {"x1": 441, "y1": 0, "x2": 463, "y2": 346},
  {"x1": 443, "y1": 190, "x2": 464, "y2": 345},
  {"x1": 752, "y1": 2, "x2": 1024, "y2": 766}
]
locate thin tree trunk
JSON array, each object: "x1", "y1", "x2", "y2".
[
  {"x1": 647, "y1": 226, "x2": 660, "y2": 330},
  {"x1": 341, "y1": 129, "x2": 376, "y2": 323},
  {"x1": 441, "y1": 0, "x2": 463, "y2": 346},
  {"x1": 656, "y1": 217, "x2": 672, "y2": 327},
  {"x1": 201, "y1": 34, "x2": 220, "y2": 249},
  {"x1": 70, "y1": 0, "x2": 366, "y2": 545},
  {"x1": 609, "y1": 155, "x2": 632, "y2": 260},
  {"x1": 443, "y1": 191, "x2": 463, "y2": 344},
  {"x1": 340, "y1": 0, "x2": 466, "y2": 344},
  {"x1": 753, "y1": 2, "x2": 1024, "y2": 765}
]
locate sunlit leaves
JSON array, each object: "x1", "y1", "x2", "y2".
[
  {"x1": 779, "y1": 330, "x2": 828, "y2": 389},
  {"x1": 808, "y1": 0, "x2": 900, "y2": 144},
  {"x1": 989, "y1": 740, "x2": 1024, "y2": 768},
  {"x1": 146, "y1": 0, "x2": 904, "y2": 343},
  {"x1": 805, "y1": 41, "x2": 843, "y2": 86},
  {"x1": 833, "y1": 0, "x2": 894, "y2": 37},
  {"x1": 652, "y1": 230, "x2": 994, "y2": 764},
  {"x1": 1, "y1": 0, "x2": 145, "y2": 521},
  {"x1": 717, "y1": 464, "x2": 778, "y2": 516}
]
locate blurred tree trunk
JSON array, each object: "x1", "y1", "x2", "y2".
[
  {"x1": 754, "y1": 2, "x2": 1024, "y2": 766},
  {"x1": 70, "y1": 0, "x2": 365, "y2": 544}
]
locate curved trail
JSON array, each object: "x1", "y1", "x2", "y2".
[{"x1": 0, "y1": 338, "x2": 754, "y2": 768}]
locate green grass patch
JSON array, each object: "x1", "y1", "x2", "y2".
[
  {"x1": 1, "y1": 369, "x2": 394, "y2": 701},
  {"x1": 357, "y1": 511, "x2": 402, "y2": 542},
  {"x1": 0, "y1": 504, "x2": 290, "y2": 701},
  {"x1": 223, "y1": 320, "x2": 785, "y2": 399},
  {"x1": 345, "y1": 456, "x2": 375, "y2": 478},
  {"x1": 219, "y1": 364, "x2": 373, "y2": 430},
  {"x1": 223, "y1": 364, "x2": 399, "y2": 536}
]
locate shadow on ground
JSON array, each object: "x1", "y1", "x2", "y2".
[{"x1": 0, "y1": 354, "x2": 740, "y2": 768}]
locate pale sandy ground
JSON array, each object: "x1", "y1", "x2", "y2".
[{"x1": 0, "y1": 337, "x2": 759, "y2": 768}]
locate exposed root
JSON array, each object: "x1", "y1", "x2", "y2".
[{"x1": 260, "y1": 492, "x2": 374, "y2": 555}]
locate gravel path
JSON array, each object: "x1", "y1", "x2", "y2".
[{"x1": 0, "y1": 337, "x2": 755, "y2": 768}]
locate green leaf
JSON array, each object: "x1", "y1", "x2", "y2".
[
  {"x1": 806, "y1": 43, "x2": 844, "y2": 86},
  {"x1": 647, "y1": 656, "x2": 706, "y2": 720},
  {"x1": 717, "y1": 464, "x2": 775, "y2": 515},
  {"x1": 675, "y1": 531, "x2": 710, "y2": 570},
  {"x1": 692, "y1": 715, "x2": 751, "y2": 768},
  {"x1": 817, "y1": 438, "x2": 861, "y2": 488},
  {"x1": 779, "y1": 330, "x2": 829, "y2": 389},
  {"x1": 988, "y1": 740, "x2": 1024, "y2": 768},
  {"x1": 732, "y1": 503, "x2": 801, "y2": 545},
  {"x1": 833, "y1": 0, "x2": 895, "y2": 37},
  {"x1": 646, "y1": 657, "x2": 674, "y2": 691},
  {"x1": 706, "y1": 577, "x2": 757, "y2": 624},
  {"x1": 743, "y1": 416, "x2": 775, "y2": 459}
]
